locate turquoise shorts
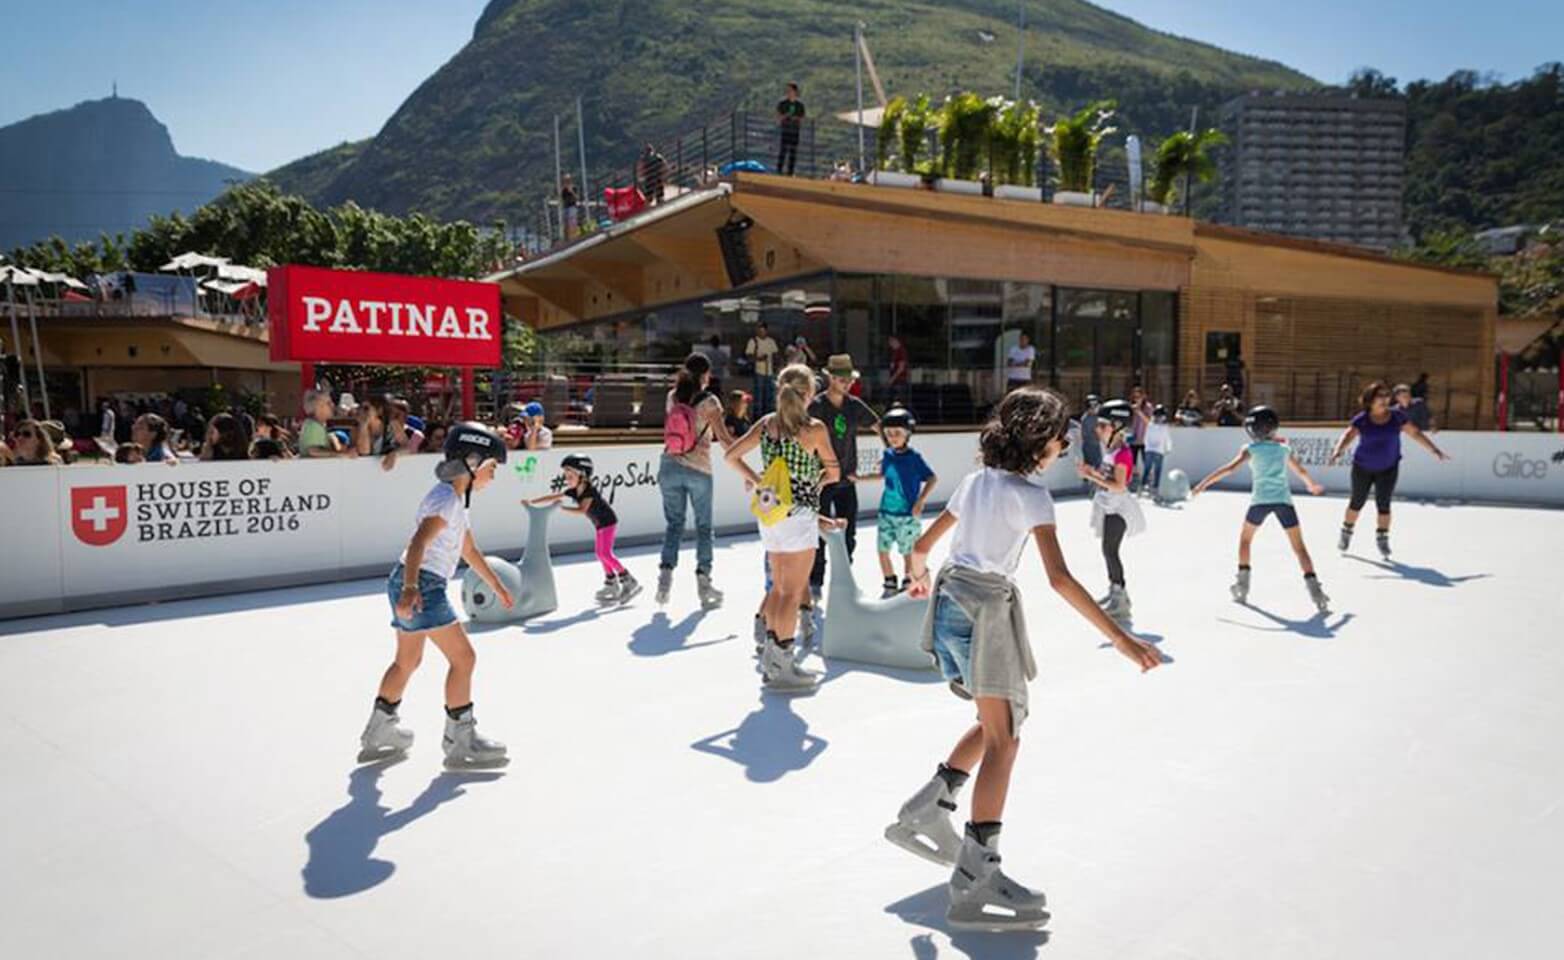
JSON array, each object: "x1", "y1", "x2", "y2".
[{"x1": 877, "y1": 513, "x2": 922, "y2": 554}]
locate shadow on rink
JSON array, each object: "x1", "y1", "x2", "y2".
[
  {"x1": 885, "y1": 884, "x2": 1049, "y2": 959},
  {"x1": 628, "y1": 610, "x2": 735, "y2": 656},
  {"x1": 690, "y1": 693, "x2": 827, "y2": 782},
  {"x1": 301, "y1": 758, "x2": 503, "y2": 899},
  {"x1": 1219, "y1": 603, "x2": 1355, "y2": 640},
  {"x1": 1343, "y1": 553, "x2": 1492, "y2": 588},
  {"x1": 515, "y1": 603, "x2": 634, "y2": 635}
]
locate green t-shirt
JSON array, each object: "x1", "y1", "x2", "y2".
[
  {"x1": 299, "y1": 418, "x2": 330, "y2": 452},
  {"x1": 1247, "y1": 441, "x2": 1293, "y2": 505}
]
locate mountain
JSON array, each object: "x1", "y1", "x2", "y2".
[
  {"x1": 266, "y1": 0, "x2": 1313, "y2": 224},
  {"x1": 0, "y1": 97, "x2": 252, "y2": 250}
]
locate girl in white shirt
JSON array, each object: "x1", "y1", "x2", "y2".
[{"x1": 885, "y1": 387, "x2": 1160, "y2": 931}]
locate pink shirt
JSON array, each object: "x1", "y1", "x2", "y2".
[{"x1": 1110, "y1": 445, "x2": 1134, "y2": 476}]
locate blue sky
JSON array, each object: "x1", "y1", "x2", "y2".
[{"x1": 2, "y1": 0, "x2": 1558, "y2": 173}]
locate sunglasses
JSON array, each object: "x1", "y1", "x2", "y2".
[{"x1": 16, "y1": 430, "x2": 37, "y2": 439}]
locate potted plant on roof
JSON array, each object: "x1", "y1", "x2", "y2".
[
  {"x1": 933, "y1": 92, "x2": 997, "y2": 195},
  {"x1": 993, "y1": 99, "x2": 1043, "y2": 201},
  {"x1": 869, "y1": 95, "x2": 926, "y2": 189},
  {"x1": 1145, "y1": 128, "x2": 1228, "y2": 214},
  {"x1": 1048, "y1": 99, "x2": 1117, "y2": 207}
]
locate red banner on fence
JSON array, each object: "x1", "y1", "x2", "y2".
[{"x1": 268, "y1": 265, "x2": 502, "y2": 367}]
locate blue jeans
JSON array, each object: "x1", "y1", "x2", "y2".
[
  {"x1": 659, "y1": 456, "x2": 715, "y2": 573},
  {"x1": 752, "y1": 374, "x2": 775, "y2": 417},
  {"x1": 929, "y1": 590, "x2": 975, "y2": 686},
  {"x1": 386, "y1": 564, "x2": 458, "y2": 632},
  {"x1": 1142, "y1": 450, "x2": 1165, "y2": 494}
]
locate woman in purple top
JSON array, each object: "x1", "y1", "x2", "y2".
[{"x1": 1327, "y1": 380, "x2": 1448, "y2": 558}]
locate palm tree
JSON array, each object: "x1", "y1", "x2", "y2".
[{"x1": 1147, "y1": 129, "x2": 1228, "y2": 213}]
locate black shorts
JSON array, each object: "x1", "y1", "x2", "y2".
[
  {"x1": 1245, "y1": 503, "x2": 1299, "y2": 529},
  {"x1": 1349, "y1": 464, "x2": 1399, "y2": 514}
]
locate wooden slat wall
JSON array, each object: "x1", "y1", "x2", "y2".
[{"x1": 1179, "y1": 286, "x2": 1494, "y2": 427}]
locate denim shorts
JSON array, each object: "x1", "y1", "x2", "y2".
[
  {"x1": 1244, "y1": 503, "x2": 1299, "y2": 529},
  {"x1": 930, "y1": 591, "x2": 975, "y2": 688},
  {"x1": 386, "y1": 563, "x2": 459, "y2": 632}
]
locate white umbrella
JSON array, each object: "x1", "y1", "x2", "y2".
[
  {"x1": 159, "y1": 252, "x2": 230, "y2": 271},
  {"x1": 215, "y1": 263, "x2": 266, "y2": 284}
]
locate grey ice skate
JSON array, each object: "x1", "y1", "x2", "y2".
[
  {"x1": 753, "y1": 614, "x2": 767, "y2": 656},
  {"x1": 761, "y1": 635, "x2": 820, "y2": 694},
  {"x1": 696, "y1": 572, "x2": 724, "y2": 610},
  {"x1": 1376, "y1": 532, "x2": 1392, "y2": 560},
  {"x1": 1230, "y1": 568, "x2": 1251, "y2": 604},
  {"x1": 616, "y1": 573, "x2": 643, "y2": 604},
  {"x1": 1306, "y1": 577, "x2": 1331, "y2": 614},
  {"x1": 882, "y1": 580, "x2": 900, "y2": 600},
  {"x1": 794, "y1": 606, "x2": 818, "y2": 659},
  {"x1": 595, "y1": 579, "x2": 621, "y2": 604},
  {"x1": 358, "y1": 706, "x2": 413, "y2": 763},
  {"x1": 1338, "y1": 525, "x2": 1353, "y2": 552},
  {"x1": 1103, "y1": 584, "x2": 1132, "y2": 623},
  {"x1": 442, "y1": 712, "x2": 508, "y2": 769},
  {"x1": 884, "y1": 775, "x2": 964, "y2": 866},
  {"x1": 947, "y1": 832, "x2": 1049, "y2": 932},
  {"x1": 655, "y1": 567, "x2": 673, "y2": 605}
]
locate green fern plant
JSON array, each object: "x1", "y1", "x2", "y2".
[
  {"x1": 877, "y1": 96, "x2": 906, "y2": 171},
  {"x1": 938, "y1": 92, "x2": 999, "y2": 180},
  {"x1": 1147, "y1": 128, "x2": 1228, "y2": 207},
  {"x1": 899, "y1": 94, "x2": 935, "y2": 174},
  {"x1": 1048, "y1": 100, "x2": 1118, "y2": 193}
]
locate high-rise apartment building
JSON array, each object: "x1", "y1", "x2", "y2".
[{"x1": 1219, "y1": 93, "x2": 1406, "y2": 250}]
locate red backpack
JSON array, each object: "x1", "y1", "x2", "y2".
[{"x1": 664, "y1": 399, "x2": 701, "y2": 455}]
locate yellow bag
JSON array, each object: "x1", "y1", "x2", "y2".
[{"x1": 750, "y1": 456, "x2": 794, "y2": 527}]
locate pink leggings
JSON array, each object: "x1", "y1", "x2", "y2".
[{"x1": 595, "y1": 524, "x2": 626, "y2": 576}]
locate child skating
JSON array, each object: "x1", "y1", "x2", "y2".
[
  {"x1": 1076, "y1": 398, "x2": 1145, "y2": 624},
  {"x1": 1192, "y1": 405, "x2": 1331, "y2": 613},
  {"x1": 529, "y1": 454, "x2": 641, "y2": 605},
  {"x1": 359, "y1": 423, "x2": 513, "y2": 769},
  {"x1": 885, "y1": 387, "x2": 1161, "y2": 932},
  {"x1": 857, "y1": 406, "x2": 938, "y2": 597}
]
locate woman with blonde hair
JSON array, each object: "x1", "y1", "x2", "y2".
[
  {"x1": 725, "y1": 363, "x2": 840, "y2": 693},
  {"x1": 1, "y1": 419, "x2": 64, "y2": 466}
]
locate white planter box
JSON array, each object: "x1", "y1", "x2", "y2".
[
  {"x1": 868, "y1": 170, "x2": 921, "y2": 189},
  {"x1": 994, "y1": 185, "x2": 1043, "y2": 202},
  {"x1": 1052, "y1": 190, "x2": 1095, "y2": 207},
  {"x1": 935, "y1": 178, "x2": 985, "y2": 195},
  {"x1": 1139, "y1": 200, "x2": 1170, "y2": 214}
]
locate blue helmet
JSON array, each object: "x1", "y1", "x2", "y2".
[{"x1": 522, "y1": 401, "x2": 545, "y2": 419}]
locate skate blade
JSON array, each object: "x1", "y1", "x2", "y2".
[
  {"x1": 883, "y1": 823, "x2": 956, "y2": 867},
  {"x1": 443, "y1": 754, "x2": 510, "y2": 771},
  {"x1": 355, "y1": 746, "x2": 409, "y2": 766},
  {"x1": 762, "y1": 678, "x2": 820, "y2": 696},
  {"x1": 618, "y1": 584, "x2": 644, "y2": 604},
  {"x1": 947, "y1": 907, "x2": 1051, "y2": 933}
]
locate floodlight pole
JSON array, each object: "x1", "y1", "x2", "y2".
[
  {"x1": 1015, "y1": 0, "x2": 1025, "y2": 100},
  {"x1": 5, "y1": 280, "x2": 29, "y2": 412},
  {"x1": 854, "y1": 22, "x2": 866, "y2": 172},
  {"x1": 24, "y1": 285, "x2": 49, "y2": 419}
]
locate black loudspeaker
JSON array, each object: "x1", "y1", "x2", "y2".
[
  {"x1": 715, "y1": 215, "x2": 757, "y2": 287},
  {"x1": 2, "y1": 353, "x2": 19, "y2": 385}
]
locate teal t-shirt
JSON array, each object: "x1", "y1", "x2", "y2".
[{"x1": 1247, "y1": 441, "x2": 1292, "y2": 505}]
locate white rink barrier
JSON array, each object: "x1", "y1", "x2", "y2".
[{"x1": 2, "y1": 428, "x2": 1560, "y2": 618}]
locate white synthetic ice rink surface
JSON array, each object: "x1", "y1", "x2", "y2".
[{"x1": 2, "y1": 492, "x2": 1561, "y2": 960}]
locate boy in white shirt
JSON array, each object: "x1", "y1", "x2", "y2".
[{"x1": 1142, "y1": 404, "x2": 1173, "y2": 499}]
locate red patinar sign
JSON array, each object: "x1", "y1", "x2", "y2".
[{"x1": 268, "y1": 265, "x2": 502, "y2": 367}]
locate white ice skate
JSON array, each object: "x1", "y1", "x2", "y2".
[
  {"x1": 1338, "y1": 525, "x2": 1354, "y2": 553},
  {"x1": 1103, "y1": 585, "x2": 1132, "y2": 624},
  {"x1": 655, "y1": 567, "x2": 673, "y2": 605},
  {"x1": 358, "y1": 707, "x2": 413, "y2": 763},
  {"x1": 616, "y1": 573, "x2": 643, "y2": 604},
  {"x1": 884, "y1": 775, "x2": 964, "y2": 866},
  {"x1": 595, "y1": 580, "x2": 621, "y2": 604},
  {"x1": 761, "y1": 635, "x2": 820, "y2": 694},
  {"x1": 1230, "y1": 568, "x2": 1251, "y2": 604},
  {"x1": 1307, "y1": 577, "x2": 1331, "y2": 614},
  {"x1": 794, "y1": 605, "x2": 818, "y2": 659},
  {"x1": 442, "y1": 712, "x2": 508, "y2": 769},
  {"x1": 1376, "y1": 532, "x2": 1392, "y2": 560},
  {"x1": 753, "y1": 614, "x2": 767, "y2": 657},
  {"x1": 696, "y1": 572, "x2": 724, "y2": 610},
  {"x1": 947, "y1": 833, "x2": 1049, "y2": 932}
]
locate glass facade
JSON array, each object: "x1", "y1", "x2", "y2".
[{"x1": 534, "y1": 271, "x2": 1179, "y2": 423}]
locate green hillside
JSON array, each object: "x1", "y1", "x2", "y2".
[{"x1": 267, "y1": 0, "x2": 1313, "y2": 223}]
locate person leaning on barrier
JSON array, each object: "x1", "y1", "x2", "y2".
[
  {"x1": 200, "y1": 412, "x2": 249, "y2": 461},
  {"x1": 299, "y1": 388, "x2": 356, "y2": 459},
  {"x1": 0, "y1": 419, "x2": 64, "y2": 466}
]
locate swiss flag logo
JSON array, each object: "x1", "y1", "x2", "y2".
[{"x1": 71, "y1": 486, "x2": 129, "y2": 547}]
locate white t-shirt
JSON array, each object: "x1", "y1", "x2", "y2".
[
  {"x1": 945, "y1": 467, "x2": 1057, "y2": 576},
  {"x1": 747, "y1": 335, "x2": 779, "y2": 376},
  {"x1": 400, "y1": 483, "x2": 469, "y2": 579},
  {"x1": 1144, "y1": 422, "x2": 1173, "y2": 454},
  {"x1": 532, "y1": 424, "x2": 554, "y2": 450},
  {"x1": 1006, "y1": 344, "x2": 1036, "y2": 383}
]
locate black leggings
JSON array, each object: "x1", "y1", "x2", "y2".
[
  {"x1": 1102, "y1": 513, "x2": 1127, "y2": 586},
  {"x1": 1349, "y1": 464, "x2": 1399, "y2": 515}
]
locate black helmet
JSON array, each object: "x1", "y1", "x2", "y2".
[
  {"x1": 435, "y1": 421, "x2": 506, "y2": 482},
  {"x1": 881, "y1": 405, "x2": 916, "y2": 434},
  {"x1": 561, "y1": 453, "x2": 594, "y2": 479},
  {"x1": 1243, "y1": 405, "x2": 1280, "y2": 441},
  {"x1": 1153, "y1": 403, "x2": 1169, "y2": 421},
  {"x1": 1097, "y1": 398, "x2": 1134, "y2": 431}
]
